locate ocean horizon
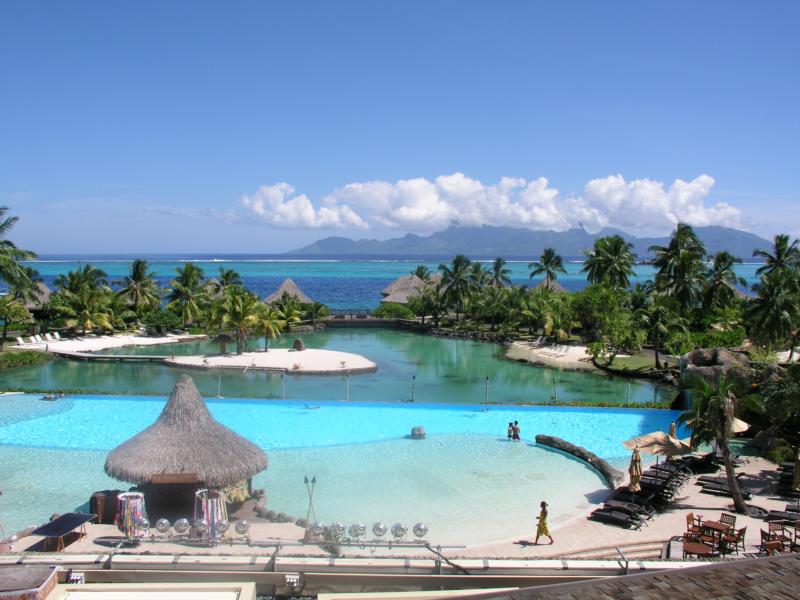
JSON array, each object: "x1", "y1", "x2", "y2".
[{"x1": 15, "y1": 255, "x2": 762, "y2": 310}]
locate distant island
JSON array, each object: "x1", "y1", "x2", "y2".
[{"x1": 288, "y1": 224, "x2": 771, "y2": 259}]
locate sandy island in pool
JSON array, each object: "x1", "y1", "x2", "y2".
[{"x1": 165, "y1": 348, "x2": 378, "y2": 375}]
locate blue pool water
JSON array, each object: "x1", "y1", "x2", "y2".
[{"x1": 0, "y1": 393, "x2": 683, "y2": 543}]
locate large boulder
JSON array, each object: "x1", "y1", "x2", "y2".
[{"x1": 680, "y1": 348, "x2": 751, "y2": 385}]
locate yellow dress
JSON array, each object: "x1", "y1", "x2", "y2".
[{"x1": 536, "y1": 509, "x2": 549, "y2": 537}]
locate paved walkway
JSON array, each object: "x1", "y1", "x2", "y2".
[{"x1": 21, "y1": 456, "x2": 791, "y2": 561}]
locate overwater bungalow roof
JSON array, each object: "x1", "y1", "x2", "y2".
[
  {"x1": 534, "y1": 278, "x2": 565, "y2": 293},
  {"x1": 264, "y1": 278, "x2": 313, "y2": 304},
  {"x1": 23, "y1": 282, "x2": 52, "y2": 311},
  {"x1": 104, "y1": 375, "x2": 267, "y2": 488}
]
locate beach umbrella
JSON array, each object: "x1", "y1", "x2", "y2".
[
  {"x1": 623, "y1": 431, "x2": 692, "y2": 460},
  {"x1": 684, "y1": 416, "x2": 749, "y2": 434},
  {"x1": 793, "y1": 448, "x2": 800, "y2": 493},
  {"x1": 628, "y1": 447, "x2": 643, "y2": 493},
  {"x1": 105, "y1": 374, "x2": 267, "y2": 488},
  {"x1": 212, "y1": 333, "x2": 234, "y2": 355}
]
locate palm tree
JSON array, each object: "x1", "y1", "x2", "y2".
[
  {"x1": 468, "y1": 262, "x2": 491, "y2": 291},
  {"x1": 254, "y1": 304, "x2": 285, "y2": 351},
  {"x1": 753, "y1": 234, "x2": 800, "y2": 277},
  {"x1": 547, "y1": 293, "x2": 573, "y2": 342},
  {"x1": 521, "y1": 286, "x2": 553, "y2": 335},
  {"x1": 304, "y1": 301, "x2": 328, "y2": 326},
  {"x1": 55, "y1": 264, "x2": 109, "y2": 294},
  {"x1": 0, "y1": 206, "x2": 37, "y2": 286},
  {"x1": 58, "y1": 286, "x2": 113, "y2": 334},
  {"x1": 207, "y1": 267, "x2": 243, "y2": 298},
  {"x1": 648, "y1": 223, "x2": 707, "y2": 311},
  {"x1": 223, "y1": 287, "x2": 260, "y2": 354},
  {"x1": 747, "y1": 270, "x2": 800, "y2": 353},
  {"x1": 679, "y1": 375, "x2": 749, "y2": 514},
  {"x1": 166, "y1": 263, "x2": 206, "y2": 327},
  {"x1": 0, "y1": 295, "x2": 32, "y2": 349},
  {"x1": 635, "y1": 296, "x2": 685, "y2": 369},
  {"x1": 10, "y1": 265, "x2": 43, "y2": 306},
  {"x1": 117, "y1": 259, "x2": 161, "y2": 318},
  {"x1": 420, "y1": 282, "x2": 448, "y2": 328},
  {"x1": 703, "y1": 251, "x2": 746, "y2": 310},
  {"x1": 412, "y1": 265, "x2": 431, "y2": 281},
  {"x1": 491, "y1": 257, "x2": 512, "y2": 288},
  {"x1": 476, "y1": 285, "x2": 508, "y2": 331},
  {"x1": 439, "y1": 255, "x2": 472, "y2": 322},
  {"x1": 529, "y1": 248, "x2": 566, "y2": 288},
  {"x1": 581, "y1": 235, "x2": 636, "y2": 289}
]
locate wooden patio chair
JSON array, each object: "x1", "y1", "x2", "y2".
[
  {"x1": 722, "y1": 526, "x2": 746, "y2": 555},
  {"x1": 719, "y1": 512, "x2": 737, "y2": 529},
  {"x1": 683, "y1": 532, "x2": 716, "y2": 558},
  {"x1": 768, "y1": 521, "x2": 792, "y2": 549},
  {"x1": 686, "y1": 512, "x2": 702, "y2": 534}
]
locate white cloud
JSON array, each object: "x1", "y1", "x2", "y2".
[
  {"x1": 240, "y1": 183, "x2": 367, "y2": 229},
  {"x1": 238, "y1": 173, "x2": 743, "y2": 235}
]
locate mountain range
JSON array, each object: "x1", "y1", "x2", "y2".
[{"x1": 289, "y1": 225, "x2": 771, "y2": 259}]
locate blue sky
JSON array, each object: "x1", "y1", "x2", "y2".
[{"x1": 1, "y1": 1, "x2": 798, "y2": 253}]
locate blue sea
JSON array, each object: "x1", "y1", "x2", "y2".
[{"x1": 20, "y1": 255, "x2": 762, "y2": 310}]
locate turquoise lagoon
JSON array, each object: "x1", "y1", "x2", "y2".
[
  {"x1": 0, "y1": 328, "x2": 670, "y2": 405},
  {"x1": 0, "y1": 393, "x2": 681, "y2": 544}
]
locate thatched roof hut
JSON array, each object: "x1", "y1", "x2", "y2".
[
  {"x1": 23, "y1": 282, "x2": 52, "y2": 311},
  {"x1": 264, "y1": 278, "x2": 313, "y2": 304},
  {"x1": 535, "y1": 278, "x2": 565, "y2": 293},
  {"x1": 380, "y1": 273, "x2": 442, "y2": 304},
  {"x1": 104, "y1": 375, "x2": 267, "y2": 488}
]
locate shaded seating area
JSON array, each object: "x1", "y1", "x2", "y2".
[
  {"x1": 103, "y1": 374, "x2": 267, "y2": 529},
  {"x1": 680, "y1": 511, "x2": 747, "y2": 557}
]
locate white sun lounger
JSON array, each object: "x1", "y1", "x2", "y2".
[
  {"x1": 43, "y1": 333, "x2": 52, "y2": 341},
  {"x1": 54, "y1": 332, "x2": 62, "y2": 340},
  {"x1": 16, "y1": 337, "x2": 26, "y2": 346},
  {"x1": 33, "y1": 335, "x2": 43, "y2": 343}
]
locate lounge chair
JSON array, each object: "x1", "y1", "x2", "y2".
[
  {"x1": 765, "y1": 511, "x2": 800, "y2": 522},
  {"x1": 589, "y1": 508, "x2": 644, "y2": 529},
  {"x1": 53, "y1": 332, "x2": 62, "y2": 340},
  {"x1": 16, "y1": 337, "x2": 26, "y2": 346},
  {"x1": 43, "y1": 333, "x2": 53, "y2": 341},
  {"x1": 603, "y1": 500, "x2": 655, "y2": 519},
  {"x1": 700, "y1": 482, "x2": 752, "y2": 499}
]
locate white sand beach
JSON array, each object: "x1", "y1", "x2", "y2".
[
  {"x1": 25, "y1": 333, "x2": 206, "y2": 353},
  {"x1": 165, "y1": 348, "x2": 378, "y2": 374},
  {"x1": 506, "y1": 341, "x2": 597, "y2": 370}
]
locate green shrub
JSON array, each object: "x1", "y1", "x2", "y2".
[
  {"x1": 690, "y1": 327, "x2": 746, "y2": 349},
  {"x1": 372, "y1": 303, "x2": 413, "y2": 319},
  {"x1": 0, "y1": 350, "x2": 53, "y2": 370},
  {"x1": 766, "y1": 444, "x2": 795, "y2": 465},
  {"x1": 143, "y1": 309, "x2": 182, "y2": 332}
]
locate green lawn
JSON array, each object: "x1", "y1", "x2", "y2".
[{"x1": 610, "y1": 354, "x2": 654, "y2": 372}]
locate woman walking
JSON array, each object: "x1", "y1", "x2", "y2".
[{"x1": 534, "y1": 501, "x2": 554, "y2": 545}]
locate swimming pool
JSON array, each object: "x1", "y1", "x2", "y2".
[{"x1": 0, "y1": 393, "x2": 682, "y2": 543}]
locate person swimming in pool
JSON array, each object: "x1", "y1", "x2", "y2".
[
  {"x1": 511, "y1": 421, "x2": 521, "y2": 441},
  {"x1": 507, "y1": 422, "x2": 513, "y2": 440}
]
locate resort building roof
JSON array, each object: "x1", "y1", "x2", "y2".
[
  {"x1": 104, "y1": 374, "x2": 267, "y2": 488},
  {"x1": 23, "y1": 281, "x2": 52, "y2": 311},
  {"x1": 534, "y1": 278, "x2": 565, "y2": 293},
  {"x1": 477, "y1": 553, "x2": 800, "y2": 600},
  {"x1": 380, "y1": 274, "x2": 440, "y2": 304},
  {"x1": 263, "y1": 277, "x2": 314, "y2": 304}
]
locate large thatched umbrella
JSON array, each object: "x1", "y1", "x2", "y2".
[
  {"x1": 623, "y1": 431, "x2": 692, "y2": 460},
  {"x1": 104, "y1": 375, "x2": 267, "y2": 488},
  {"x1": 212, "y1": 333, "x2": 234, "y2": 354},
  {"x1": 628, "y1": 447, "x2": 643, "y2": 493}
]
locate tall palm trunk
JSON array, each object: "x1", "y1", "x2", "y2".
[
  {"x1": 720, "y1": 437, "x2": 749, "y2": 514},
  {"x1": 653, "y1": 343, "x2": 662, "y2": 369}
]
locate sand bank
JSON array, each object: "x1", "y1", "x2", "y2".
[
  {"x1": 506, "y1": 341, "x2": 597, "y2": 370},
  {"x1": 165, "y1": 348, "x2": 377, "y2": 375},
  {"x1": 31, "y1": 333, "x2": 206, "y2": 353}
]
